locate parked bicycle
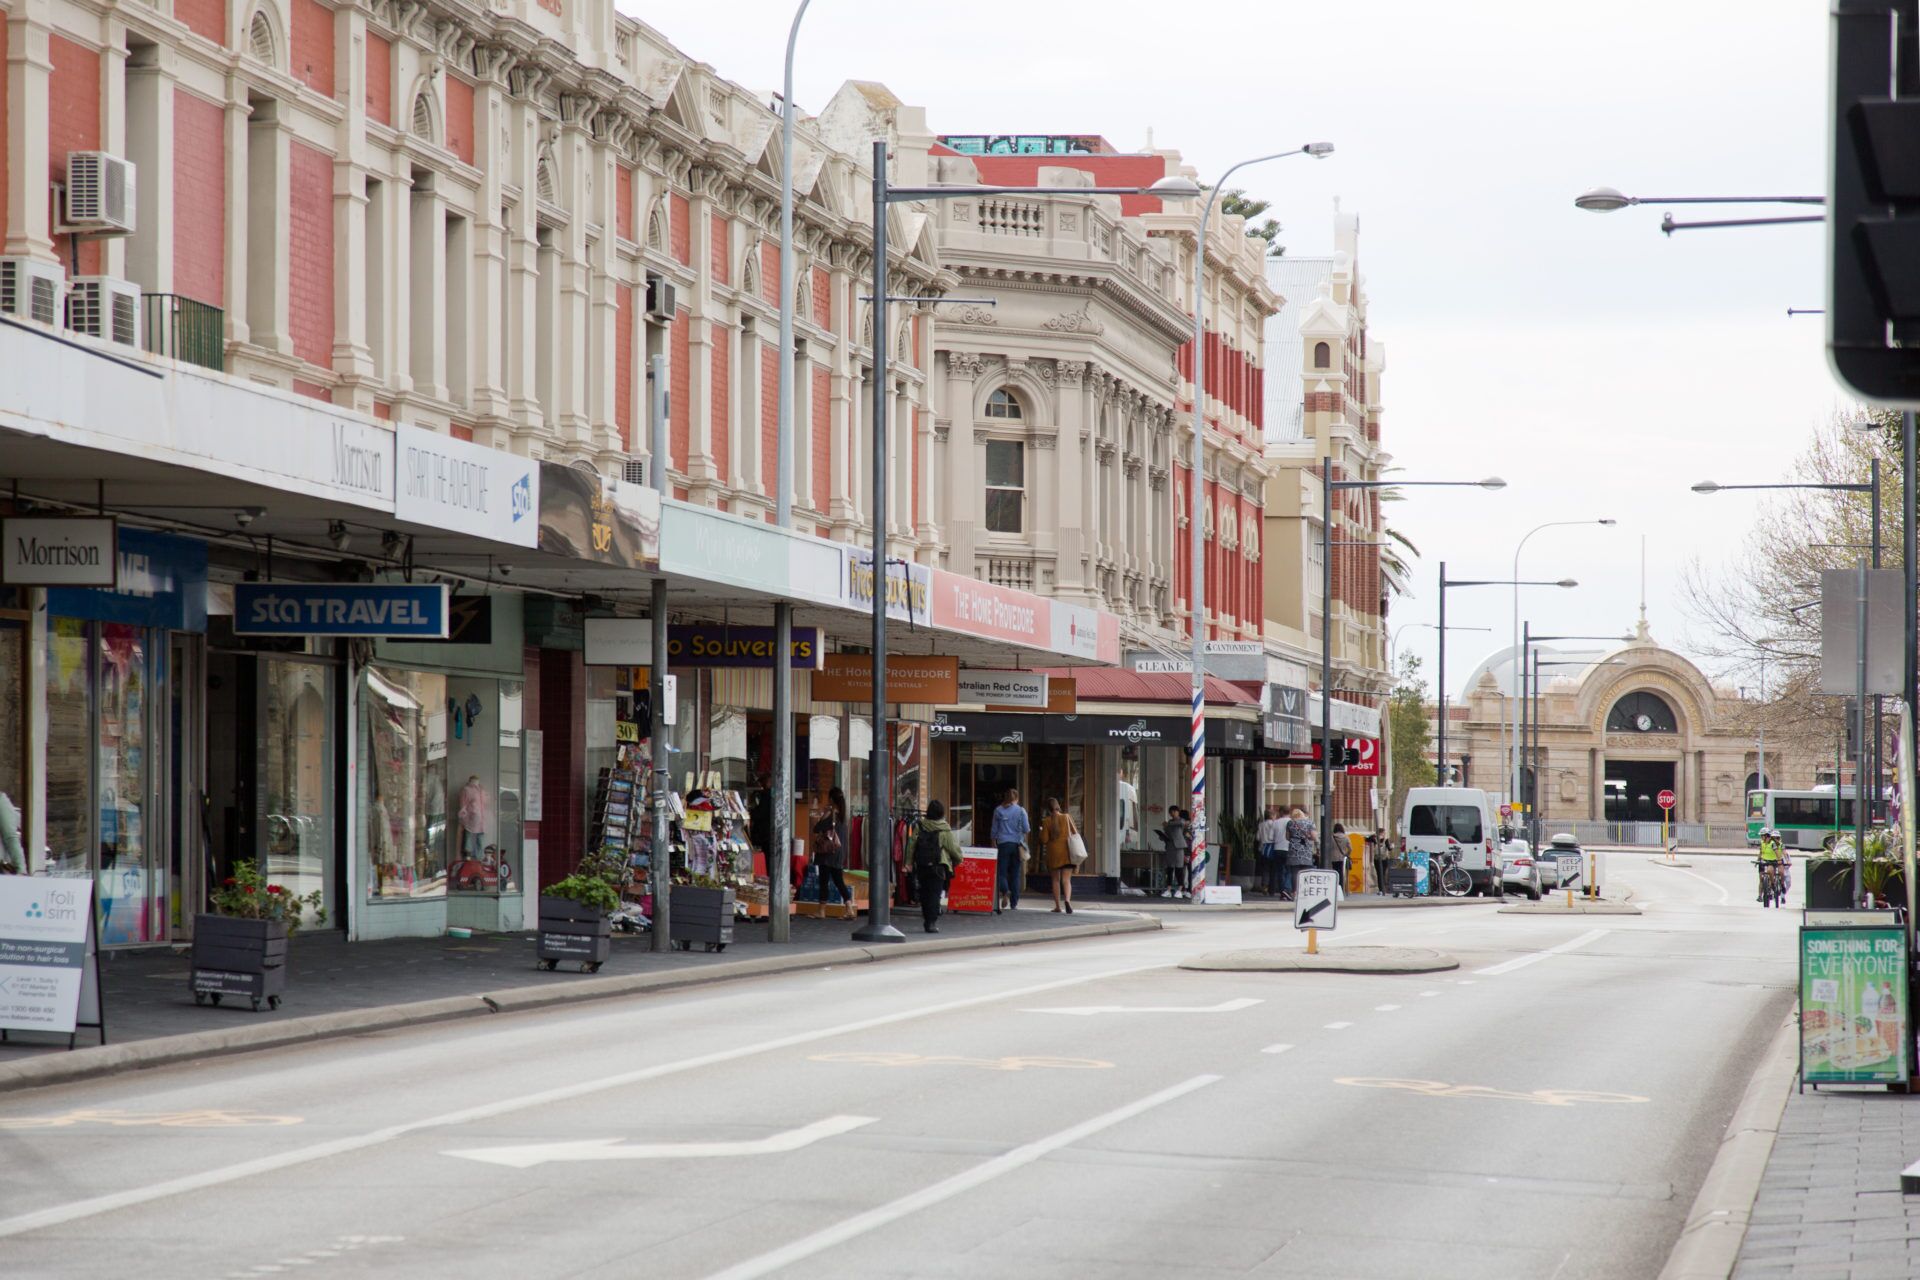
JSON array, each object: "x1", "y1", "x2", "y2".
[{"x1": 1429, "y1": 841, "x2": 1473, "y2": 898}]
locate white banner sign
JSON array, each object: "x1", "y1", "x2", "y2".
[
  {"x1": 396, "y1": 424, "x2": 539, "y2": 548},
  {"x1": 522, "y1": 730, "x2": 544, "y2": 822},
  {"x1": 584, "y1": 617, "x2": 651, "y2": 666},
  {"x1": 0, "y1": 877, "x2": 94, "y2": 1033},
  {"x1": 1, "y1": 517, "x2": 117, "y2": 586},
  {"x1": 1049, "y1": 603, "x2": 1101, "y2": 660},
  {"x1": 955, "y1": 670, "x2": 1048, "y2": 708}
]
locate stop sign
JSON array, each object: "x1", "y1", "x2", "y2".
[{"x1": 1657, "y1": 789, "x2": 1676, "y2": 811}]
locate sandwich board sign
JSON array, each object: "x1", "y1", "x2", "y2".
[
  {"x1": 0, "y1": 876, "x2": 103, "y2": 1044},
  {"x1": 1294, "y1": 869, "x2": 1340, "y2": 932}
]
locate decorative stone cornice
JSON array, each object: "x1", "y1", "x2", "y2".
[
  {"x1": 1043, "y1": 304, "x2": 1105, "y2": 336},
  {"x1": 951, "y1": 304, "x2": 998, "y2": 327},
  {"x1": 1057, "y1": 360, "x2": 1086, "y2": 387},
  {"x1": 947, "y1": 351, "x2": 986, "y2": 379},
  {"x1": 1032, "y1": 430, "x2": 1059, "y2": 450}
]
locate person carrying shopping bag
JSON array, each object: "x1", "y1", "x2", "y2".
[{"x1": 1040, "y1": 797, "x2": 1082, "y2": 914}]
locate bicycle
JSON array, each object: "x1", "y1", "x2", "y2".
[
  {"x1": 1753, "y1": 859, "x2": 1788, "y2": 909},
  {"x1": 1429, "y1": 844, "x2": 1473, "y2": 898}
]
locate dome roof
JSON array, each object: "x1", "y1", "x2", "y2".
[{"x1": 1456, "y1": 643, "x2": 1615, "y2": 701}]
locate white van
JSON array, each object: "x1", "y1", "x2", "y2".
[{"x1": 1400, "y1": 787, "x2": 1504, "y2": 897}]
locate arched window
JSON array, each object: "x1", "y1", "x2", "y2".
[
  {"x1": 984, "y1": 388, "x2": 1023, "y2": 420},
  {"x1": 1312, "y1": 341, "x2": 1331, "y2": 369},
  {"x1": 411, "y1": 91, "x2": 437, "y2": 143},
  {"x1": 248, "y1": 11, "x2": 277, "y2": 65},
  {"x1": 1606, "y1": 691, "x2": 1678, "y2": 733}
]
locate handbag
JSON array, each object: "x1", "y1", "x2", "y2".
[{"x1": 1067, "y1": 817, "x2": 1089, "y2": 867}]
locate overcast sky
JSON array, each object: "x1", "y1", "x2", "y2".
[{"x1": 622, "y1": 0, "x2": 1842, "y2": 698}]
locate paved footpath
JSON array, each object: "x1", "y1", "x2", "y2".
[
  {"x1": 1734, "y1": 1084, "x2": 1920, "y2": 1279},
  {"x1": 0, "y1": 906, "x2": 1148, "y2": 1064}
]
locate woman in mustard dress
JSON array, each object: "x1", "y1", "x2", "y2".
[{"x1": 1040, "y1": 797, "x2": 1076, "y2": 914}]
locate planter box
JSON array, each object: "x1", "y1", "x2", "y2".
[
  {"x1": 670, "y1": 886, "x2": 735, "y2": 951},
  {"x1": 1385, "y1": 868, "x2": 1421, "y2": 897},
  {"x1": 536, "y1": 895, "x2": 613, "y2": 971},
  {"x1": 1805, "y1": 858, "x2": 1857, "y2": 910},
  {"x1": 190, "y1": 914, "x2": 288, "y2": 1010}
]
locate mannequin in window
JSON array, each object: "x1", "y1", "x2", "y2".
[{"x1": 458, "y1": 775, "x2": 491, "y2": 861}]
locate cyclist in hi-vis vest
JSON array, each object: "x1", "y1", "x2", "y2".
[{"x1": 1756, "y1": 828, "x2": 1786, "y2": 904}]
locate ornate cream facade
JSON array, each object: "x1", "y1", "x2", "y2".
[{"x1": 1451, "y1": 623, "x2": 1821, "y2": 826}]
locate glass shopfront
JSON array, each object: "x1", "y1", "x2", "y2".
[
  {"x1": 42, "y1": 530, "x2": 208, "y2": 945},
  {"x1": 358, "y1": 665, "x2": 524, "y2": 903},
  {"x1": 0, "y1": 590, "x2": 28, "y2": 871}
]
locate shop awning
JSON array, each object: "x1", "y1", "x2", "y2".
[{"x1": 1032, "y1": 667, "x2": 1258, "y2": 706}]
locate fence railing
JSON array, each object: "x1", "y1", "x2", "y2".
[
  {"x1": 1550, "y1": 820, "x2": 1748, "y2": 848},
  {"x1": 141, "y1": 294, "x2": 223, "y2": 372}
]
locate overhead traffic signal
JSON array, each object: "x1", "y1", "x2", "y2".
[{"x1": 1828, "y1": 0, "x2": 1920, "y2": 403}]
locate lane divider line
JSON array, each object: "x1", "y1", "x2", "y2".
[
  {"x1": 1473, "y1": 928, "x2": 1611, "y2": 977},
  {"x1": 1324, "y1": 1022, "x2": 1354, "y2": 1030},
  {"x1": 1374, "y1": 1004, "x2": 1401, "y2": 1012},
  {"x1": 1260, "y1": 1044, "x2": 1294, "y2": 1056},
  {"x1": 0, "y1": 958, "x2": 1175, "y2": 1241},
  {"x1": 702, "y1": 1074, "x2": 1221, "y2": 1280}
]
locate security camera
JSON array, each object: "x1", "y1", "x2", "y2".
[
  {"x1": 327, "y1": 520, "x2": 352, "y2": 551},
  {"x1": 380, "y1": 530, "x2": 405, "y2": 557},
  {"x1": 497, "y1": 563, "x2": 513, "y2": 578},
  {"x1": 235, "y1": 506, "x2": 265, "y2": 529}
]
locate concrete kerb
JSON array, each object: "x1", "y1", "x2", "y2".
[
  {"x1": 1658, "y1": 1009, "x2": 1800, "y2": 1280},
  {"x1": 1497, "y1": 900, "x2": 1644, "y2": 916},
  {"x1": 0, "y1": 914, "x2": 1161, "y2": 1094}
]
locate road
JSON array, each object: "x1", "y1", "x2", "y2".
[{"x1": 0, "y1": 853, "x2": 1795, "y2": 1279}]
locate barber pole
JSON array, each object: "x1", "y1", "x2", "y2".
[{"x1": 1190, "y1": 687, "x2": 1208, "y2": 896}]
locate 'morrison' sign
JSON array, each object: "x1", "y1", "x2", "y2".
[{"x1": 0, "y1": 518, "x2": 118, "y2": 587}]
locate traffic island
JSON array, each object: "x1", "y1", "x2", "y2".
[
  {"x1": 1177, "y1": 946, "x2": 1459, "y2": 975},
  {"x1": 1645, "y1": 854, "x2": 1696, "y2": 868},
  {"x1": 1497, "y1": 899, "x2": 1641, "y2": 916}
]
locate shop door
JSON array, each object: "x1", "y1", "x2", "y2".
[
  {"x1": 169, "y1": 634, "x2": 204, "y2": 940},
  {"x1": 97, "y1": 623, "x2": 165, "y2": 944},
  {"x1": 965, "y1": 747, "x2": 1023, "y2": 849}
]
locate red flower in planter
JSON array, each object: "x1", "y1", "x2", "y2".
[
  {"x1": 223, "y1": 877, "x2": 236, "y2": 886},
  {"x1": 267, "y1": 885, "x2": 284, "y2": 895}
]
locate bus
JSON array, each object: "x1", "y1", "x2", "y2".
[{"x1": 1745, "y1": 789, "x2": 1864, "y2": 850}]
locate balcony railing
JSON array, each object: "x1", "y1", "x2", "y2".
[{"x1": 142, "y1": 294, "x2": 224, "y2": 372}]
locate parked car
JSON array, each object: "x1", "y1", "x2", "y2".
[
  {"x1": 1539, "y1": 833, "x2": 1584, "y2": 890},
  {"x1": 1401, "y1": 787, "x2": 1504, "y2": 897},
  {"x1": 1500, "y1": 835, "x2": 1542, "y2": 900}
]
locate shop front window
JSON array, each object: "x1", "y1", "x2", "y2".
[
  {"x1": 98, "y1": 623, "x2": 158, "y2": 942},
  {"x1": 361, "y1": 665, "x2": 525, "y2": 902},
  {"x1": 262, "y1": 658, "x2": 333, "y2": 909},
  {"x1": 46, "y1": 618, "x2": 92, "y2": 878},
  {"x1": 0, "y1": 608, "x2": 27, "y2": 870}
]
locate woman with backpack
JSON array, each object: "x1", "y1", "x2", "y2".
[
  {"x1": 1039, "y1": 797, "x2": 1078, "y2": 914},
  {"x1": 910, "y1": 800, "x2": 963, "y2": 933},
  {"x1": 1282, "y1": 806, "x2": 1317, "y2": 900},
  {"x1": 810, "y1": 787, "x2": 849, "y2": 906}
]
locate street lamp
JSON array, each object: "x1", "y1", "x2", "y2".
[
  {"x1": 1183, "y1": 144, "x2": 1330, "y2": 899},
  {"x1": 852, "y1": 152, "x2": 1196, "y2": 940},
  {"x1": 1436, "y1": 565, "x2": 1574, "y2": 784},
  {"x1": 1573, "y1": 187, "x2": 1825, "y2": 234},
  {"x1": 1323, "y1": 475, "x2": 1503, "y2": 868},
  {"x1": 1507, "y1": 518, "x2": 1616, "y2": 804}
]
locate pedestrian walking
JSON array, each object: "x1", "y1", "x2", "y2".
[
  {"x1": 990, "y1": 788, "x2": 1030, "y2": 912},
  {"x1": 1283, "y1": 806, "x2": 1316, "y2": 900},
  {"x1": 1040, "y1": 797, "x2": 1077, "y2": 914},
  {"x1": 810, "y1": 787, "x2": 849, "y2": 906},
  {"x1": 1331, "y1": 821, "x2": 1349, "y2": 885},
  {"x1": 1371, "y1": 827, "x2": 1392, "y2": 896},
  {"x1": 911, "y1": 799, "x2": 963, "y2": 933},
  {"x1": 1161, "y1": 807, "x2": 1192, "y2": 898},
  {"x1": 1257, "y1": 806, "x2": 1286, "y2": 897}
]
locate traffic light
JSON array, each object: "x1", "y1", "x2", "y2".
[
  {"x1": 1828, "y1": 0, "x2": 1920, "y2": 403},
  {"x1": 1342, "y1": 743, "x2": 1362, "y2": 768}
]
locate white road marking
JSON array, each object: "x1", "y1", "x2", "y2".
[
  {"x1": 1649, "y1": 859, "x2": 1732, "y2": 906},
  {"x1": 1324, "y1": 1021, "x2": 1354, "y2": 1030},
  {"x1": 447, "y1": 1114, "x2": 877, "y2": 1168},
  {"x1": 1474, "y1": 928, "x2": 1611, "y2": 976},
  {"x1": 1374, "y1": 1004, "x2": 1401, "y2": 1012},
  {"x1": 701, "y1": 1075, "x2": 1221, "y2": 1280},
  {"x1": 1022, "y1": 997, "x2": 1262, "y2": 1017},
  {"x1": 1419, "y1": 991, "x2": 1440, "y2": 998},
  {"x1": 0, "y1": 958, "x2": 1172, "y2": 1240},
  {"x1": 1314, "y1": 925, "x2": 1392, "y2": 946},
  {"x1": 1261, "y1": 1044, "x2": 1294, "y2": 1055}
]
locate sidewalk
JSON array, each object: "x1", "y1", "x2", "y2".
[
  {"x1": 1733, "y1": 1084, "x2": 1920, "y2": 1278},
  {"x1": 0, "y1": 906, "x2": 1154, "y2": 1089},
  {"x1": 1088, "y1": 890, "x2": 1494, "y2": 912}
]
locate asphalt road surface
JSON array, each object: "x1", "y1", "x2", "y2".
[{"x1": 0, "y1": 853, "x2": 1796, "y2": 1279}]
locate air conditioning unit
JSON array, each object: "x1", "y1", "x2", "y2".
[
  {"x1": 622, "y1": 458, "x2": 649, "y2": 487},
  {"x1": 65, "y1": 152, "x2": 136, "y2": 235},
  {"x1": 68, "y1": 276, "x2": 142, "y2": 347},
  {"x1": 0, "y1": 256, "x2": 66, "y2": 325},
  {"x1": 644, "y1": 273, "x2": 677, "y2": 321}
]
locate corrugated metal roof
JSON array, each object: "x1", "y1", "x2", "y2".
[{"x1": 1037, "y1": 666, "x2": 1259, "y2": 705}]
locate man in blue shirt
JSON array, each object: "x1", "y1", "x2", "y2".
[{"x1": 991, "y1": 788, "x2": 1031, "y2": 912}]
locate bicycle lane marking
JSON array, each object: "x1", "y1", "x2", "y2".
[
  {"x1": 0, "y1": 957, "x2": 1176, "y2": 1241},
  {"x1": 1472, "y1": 929, "x2": 1611, "y2": 977}
]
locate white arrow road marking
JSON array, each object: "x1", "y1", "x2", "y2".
[
  {"x1": 1020, "y1": 998, "x2": 1262, "y2": 1017},
  {"x1": 446, "y1": 1115, "x2": 877, "y2": 1168},
  {"x1": 1474, "y1": 928, "x2": 1611, "y2": 976}
]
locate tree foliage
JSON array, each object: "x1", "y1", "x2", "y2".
[
  {"x1": 1681, "y1": 407, "x2": 1903, "y2": 762},
  {"x1": 1220, "y1": 189, "x2": 1285, "y2": 258},
  {"x1": 1389, "y1": 653, "x2": 1436, "y2": 822}
]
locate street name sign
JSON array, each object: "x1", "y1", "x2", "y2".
[{"x1": 1294, "y1": 869, "x2": 1340, "y2": 932}]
